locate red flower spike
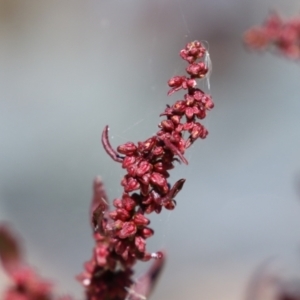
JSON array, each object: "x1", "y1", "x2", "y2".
[{"x1": 77, "y1": 41, "x2": 214, "y2": 300}]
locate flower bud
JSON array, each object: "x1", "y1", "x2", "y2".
[
  {"x1": 117, "y1": 142, "x2": 137, "y2": 155},
  {"x1": 116, "y1": 208, "x2": 131, "y2": 221},
  {"x1": 159, "y1": 120, "x2": 175, "y2": 132},
  {"x1": 118, "y1": 222, "x2": 137, "y2": 239},
  {"x1": 122, "y1": 194, "x2": 136, "y2": 211},
  {"x1": 133, "y1": 213, "x2": 150, "y2": 226},
  {"x1": 138, "y1": 137, "x2": 156, "y2": 153},
  {"x1": 150, "y1": 172, "x2": 167, "y2": 189},
  {"x1": 122, "y1": 177, "x2": 140, "y2": 193},
  {"x1": 135, "y1": 236, "x2": 146, "y2": 253},
  {"x1": 185, "y1": 107, "x2": 194, "y2": 119},
  {"x1": 140, "y1": 227, "x2": 154, "y2": 238},
  {"x1": 136, "y1": 160, "x2": 152, "y2": 177},
  {"x1": 172, "y1": 101, "x2": 186, "y2": 114},
  {"x1": 122, "y1": 156, "x2": 136, "y2": 169},
  {"x1": 113, "y1": 199, "x2": 123, "y2": 209}
]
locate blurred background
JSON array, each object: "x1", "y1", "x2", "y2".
[{"x1": 1, "y1": 0, "x2": 300, "y2": 299}]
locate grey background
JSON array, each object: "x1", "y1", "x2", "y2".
[{"x1": 1, "y1": 0, "x2": 300, "y2": 299}]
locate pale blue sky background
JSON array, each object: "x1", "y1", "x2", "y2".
[{"x1": 1, "y1": 0, "x2": 300, "y2": 299}]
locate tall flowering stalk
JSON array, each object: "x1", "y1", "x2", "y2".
[
  {"x1": 0, "y1": 41, "x2": 214, "y2": 300},
  {"x1": 244, "y1": 12, "x2": 300, "y2": 60},
  {"x1": 77, "y1": 40, "x2": 214, "y2": 300}
]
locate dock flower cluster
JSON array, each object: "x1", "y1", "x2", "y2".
[
  {"x1": 244, "y1": 12, "x2": 300, "y2": 59},
  {"x1": 0, "y1": 41, "x2": 214, "y2": 300},
  {"x1": 78, "y1": 40, "x2": 214, "y2": 300}
]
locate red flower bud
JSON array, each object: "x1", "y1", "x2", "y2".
[
  {"x1": 116, "y1": 208, "x2": 131, "y2": 221},
  {"x1": 193, "y1": 89, "x2": 205, "y2": 101},
  {"x1": 122, "y1": 156, "x2": 136, "y2": 169},
  {"x1": 185, "y1": 107, "x2": 194, "y2": 119},
  {"x1": 109, "y1": 210, "x2": 118, "y2": 220},
  {"x1": 138, "y1": 137, "x2": 156, "y2": 153},
  {"x1": 185, "y1": 94, "x2": 195, "y2": 106},
  {"x1": 133, "y1": 213, "x2": 150, "y2": 226},
  {"x1": 113, "y1": 199, "x2": 123, "y2": 209},
  {"x1": 196, "y1": 107, "x2": 206, "y2": 119},
  {"x1": 168, "y1": 76, "x2": 184, "y2": 88},
  {"x1": 135, "y1": 236, "x2": 146, "y2": 253},
  {"x1": 152, "y1": 146, "x2": 164, "y2": 157},
  {"x1": 118, "y1": 222, "x2": 137, "y2": 239},
  {"x1": 164, "y1": 200, "x2": 176, "y2": 210},
  {"x1": 170, "y1": 115, "x2": 181, "y2": 125},
  {"x1": 117, "y1": 142, "x2": 137, "y2": 155},
  {"x1": 127, "y1": 165, "x2": 137, "y2": 177},
  {"x1": 140, "y1": 227, "x2": 154, "y2": 238},
  {"x1": 159, "y1": 120, "x2": 175, "y2": 132},
  {"x1": 122, "y1": 176, "x2": 140, "y2": 192},
  {"x1": 136, "y1": 160, "x2": 152, "y2": 177},
  {"x1": 172, "y1": 101, "x2": 186, "y2": 114},
  {"x1": 150, "y1": 172, "x2": 167, "y2": 189},
  {"x1": 140, "y1": 183, "x2": 149, "y2": 196},
  {"x1": 183, "y1": 122, "x2": 194, "y2": 131},
  {"x1": 139, "y1": 173, "x2": 151, "y2": 185},
  {"x1": 122, "y1": 194, "x2": 136, "y2": 211}
]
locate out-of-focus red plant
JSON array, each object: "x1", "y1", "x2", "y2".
[
  {"x1": 244, "y1": 12, "x2": 300, "y2": 60},
  {"x1": 244, "y1": 12, "x2": 300, "y2": 299},
  {"x1": 0, "y1": 40, "x2": 214, "y2": 300}
]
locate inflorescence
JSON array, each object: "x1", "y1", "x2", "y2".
[
  {"x1": 77, "y1": 40, "x2": 214, "y2": 300},
  {"x1": 0, "y1": 40, "x2": 214, "y2": 300}
]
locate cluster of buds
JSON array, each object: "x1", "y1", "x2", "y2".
[
  {"x1": 77, "y1": 41, "x2": 214, "y2": 300},
  {"x1": 0, "y1": 41, "x2": 214, "y2": 300},
  {"x1": 244, "y1": 12, "x2": 300, "y2": 59}
]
